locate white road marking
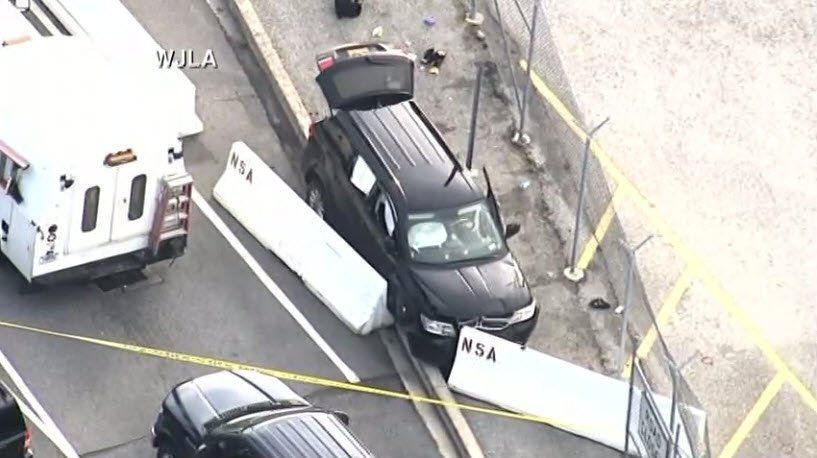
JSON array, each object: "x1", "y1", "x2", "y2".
[
  {"x1": 192, "y1": 187, "x2": 361, "y2": 383},
  {"x1": 0, "y1": 350, "x2": 79, "y2": 457}
]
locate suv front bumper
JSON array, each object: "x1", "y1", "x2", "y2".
[{"x1": 407, "y1": 308, "x2": 539, "y2": 367}]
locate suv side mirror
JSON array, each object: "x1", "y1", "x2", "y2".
[
  {"x1": 333, "y1": 410, "x2": 350, "y2": 425},
  {"x1": 504, "y1": 223, "x2": 521, "y2": 239}
]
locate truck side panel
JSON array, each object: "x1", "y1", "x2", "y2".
[{"x1": 5, "y1": 204, "x2": 36, "y2": 281}]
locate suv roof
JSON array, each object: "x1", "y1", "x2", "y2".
[
  {"x1": 336, "y1": 101, "x2": 483, "y2": 212},
  {"x1": 247, "y1": 410, "x2": 372, "y2": 458}
]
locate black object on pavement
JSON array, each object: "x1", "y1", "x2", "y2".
[{"x1": 335, "y1": 0, "x2": 362, "y2": 18}]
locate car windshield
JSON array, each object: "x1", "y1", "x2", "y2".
[{"x1": 406, "y1": 200, "x2": 504, "y2": 264}]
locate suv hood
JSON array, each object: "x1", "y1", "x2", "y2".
[{"x1": 409, "y1": 253, "x2": 532, "y2": 320}]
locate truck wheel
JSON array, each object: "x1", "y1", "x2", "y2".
[{"x1": 305, "y1": 177, "x2": 326, "y2": 220}]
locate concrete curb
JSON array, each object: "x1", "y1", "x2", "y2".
[
  {"x1": 395, "y1": 329, "x2": 486, "y2": 458},
  {"x1": 228, "y1": 0, "x2": 312, "y2": 146},
  {"x1": 226, "y1": 0, "x2": 485, "y2": 456}
]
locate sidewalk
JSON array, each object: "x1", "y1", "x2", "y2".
[{"x1": 242, "y1": 0, "x2": 622, "y2": 456}]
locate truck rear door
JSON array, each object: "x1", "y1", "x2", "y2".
[
  {"x1": 315, "y1": 43, "x2": 414, "y2": 111},
  {"x1": 67, "y1": 171, "x2": 116, "y2": 253},
  {"x1": 110, "y1": 159, "x2": 155, "y2": 242}
]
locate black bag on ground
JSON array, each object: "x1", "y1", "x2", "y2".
[{"x1": 335, "y1": 0, "x2": 362, "y2": 18}]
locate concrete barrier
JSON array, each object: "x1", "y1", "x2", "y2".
[
  {"x1": 213, "y1": 142, "x2": 391, "y2": 334},
  {"x1": 43, "y1": 0, "x2": 203, "y2": 138},
  {"x1": 448, "y1": 327, "x2": 703, "y2": 455}
]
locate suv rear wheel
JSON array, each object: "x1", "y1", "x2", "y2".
[{"x1": 305, "y1": 177, "x2": 326, "y2": 219}]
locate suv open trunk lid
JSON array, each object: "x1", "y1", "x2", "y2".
[{"x1": 315, "y1": 43, "x2": 414, "y2": 111}]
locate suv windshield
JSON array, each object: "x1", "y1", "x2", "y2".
[{"x1": 406, "y1": 200, "x2": 504, "y2": 264}]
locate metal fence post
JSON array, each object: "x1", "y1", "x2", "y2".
[
  {"x1": 511, "y1": 0, "x2": 539, "y2": 146},
  {"x1": 466, "y1": 0, "x2": 484, "y2": 25},
  {"x1": 564, "y1": 117, "x2": 610, "y2": 282},
  {"x1": 667, "y1": 364, "x2": 679, "y2": 458},
  {"x1": 623, "y1": 348, "x2": 637, "y2": 457},
  {"x1": 617, "y1": 235, "x2": 653, "y2": 374},
  {"x1": 493, "y1": 0, "x2": 522, "y2": 117},
  {"x1": 466, "y1": 62, "x2": 484, "y2": 171}
]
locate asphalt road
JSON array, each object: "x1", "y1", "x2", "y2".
[{"x1": 0, "y1": 0, "x2": 436, "y2": 456}]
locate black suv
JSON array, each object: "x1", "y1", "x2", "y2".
[
  {"x1": 151, "y1": 370, "x2": 372, "y2": 458},
  {"x1": 303, "y1": 43, "x2": 538, "y2": 366},
  {"x1": 0, "y1": 385, "x2": 32, "y2": 458}
]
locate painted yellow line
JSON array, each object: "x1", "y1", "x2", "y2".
[
  {"x1": 521, "y1": 60, "x2": 817, "y2": 415},
  {"x1": 577, "y1": 186, "x2": 628, "y2": 271},
  {"x1": 621, "y1": 268, "x2": 693, "y2": 378},
  {"x1": 718, "y1": 372, "x2": 786, "y2": 458},
  {"x1": 701, "y1": 273, "x2": 817, "y2": 414},
  {"x1": 0, "y1": 319, "x2": 604, "y2": 435}
]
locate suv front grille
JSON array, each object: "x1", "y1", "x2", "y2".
[{"x1": 459, "y1": 315, "x2": 511, "y2": 332}]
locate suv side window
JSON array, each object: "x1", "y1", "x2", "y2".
[{"x1": 349, "y1": 155, "x2": 376, "y2": 197}]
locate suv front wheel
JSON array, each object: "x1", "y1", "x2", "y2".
[
  {"x1": 387, "y1": 284, "x2": 415, "y2": 325},
  {"x1": 305, "y1": 177, "x2": 326, "y2": 219}
]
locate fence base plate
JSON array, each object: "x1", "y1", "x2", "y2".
[
  {"x1": 511, "y1": 131, "x2": 531, "y2": 146},
  {"x1": 563, "y1": 266, "x2": 585, "y2": 282}
]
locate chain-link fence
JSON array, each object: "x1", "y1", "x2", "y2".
[{"x1": 472, "y1": 0, "x2": 712, "y2": 455}]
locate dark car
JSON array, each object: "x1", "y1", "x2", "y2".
[
  {"x1": 151, "y1": 370, "x2": 373, "y2": 458},
  {"x1": 0, "y1": 385, "x2": 32, "y2": 458},
  {"x1": 303, "y1": 43, "x2": 539, "y2": 367}
]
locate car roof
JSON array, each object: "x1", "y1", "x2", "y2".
[
  {"x1": 247, "y1": 410, "x2": 373, "y2": 458},
  {"x1": 168, "y1": 371, "x2": 308, "y2": 439},
  {"x1": 338, "y1": 102, "x2": 484, "y2": 212}
]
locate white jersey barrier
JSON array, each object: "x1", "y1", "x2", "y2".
[
  {"x1": 42, "y1": 0, "x2": 203, "y2": 138},
  {"x1": 448, "y1": 327, "x2": 704, "y2": 456},
  {"x1": 213, "y1": 142, "x2": 392, "y2": 334}
]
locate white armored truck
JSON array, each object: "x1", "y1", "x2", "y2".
[{"x1": 0, "y1": 32, "x2": 195, "y2": 285}]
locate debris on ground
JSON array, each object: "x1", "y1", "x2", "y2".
[
  {"x1": 421, "y1": 47, "x2": 435, "y2": 65},
  {"x1": 371, "y1": 25, "x2": 383, "y2": 37},
  {"x1": 475, "y1": 29, "x2": 486, "y2": 40},
  {"x1": 420, "y1": 48, "x2": 446, "y2": 74},
  {"x1": 423, "y1": 16, "x2": 436, "y2": 27},
  {"x1": 464, "y1": 11, "x2": 484, "y2": 26},
  {"x1": 334, "y1": 0, "x2": 362, "y2": 18}
]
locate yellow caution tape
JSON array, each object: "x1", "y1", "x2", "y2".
[{"x1": 0, "y1": 319, "x2": 592, "y2": 432}]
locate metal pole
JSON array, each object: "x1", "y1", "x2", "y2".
[
  {"x1": 512, "y1": 0, "x2": 539, "y2": 145},
  {"x1": 493, "y1": 0, "x2": 522, "y2": 115},
  {"x1": 466, "y1": 63, "x2": 484, "y2": 171},
  {"x1": 466, "y1": 0, "x2": 484, "y2": 24},
  {"x1": 622, "y1": 348, "x2": 637, "y2": 457},
  {"x1": 672, "y1": 422, "x2": 682, "y2": 458},
  {"x1": 617, "y1": 235, "x2": 653, "y2": 373},
  {"x1": 565, "y1": 117, "x2": 609, "y2": 282},
  {"x1": 666, "y1": 365, "x2": 679, "y2": 458}
]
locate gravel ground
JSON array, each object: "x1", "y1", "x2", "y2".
[{"x1": 538, "y1": 1, "x2": 817, "y2": 456}]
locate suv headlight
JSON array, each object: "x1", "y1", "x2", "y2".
[
  {"x1": 420, "y1": 314, "x2": 456, "y2": 337},
  {"x1": 508, "y1": 300, "x2": 537, "y2": 324}
]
